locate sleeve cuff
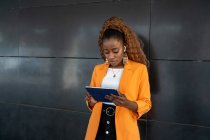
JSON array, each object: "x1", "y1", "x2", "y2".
[{"x1": 132, "y1": 100, "x2": 151, "y2": 119}]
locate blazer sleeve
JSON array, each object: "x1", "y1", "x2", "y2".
[
  {"x1": 86, "y1": 66, "x2": 97, "y2": 111},
  {"x1": 133, "y1": 65, "x2": 152, "y2": 119}
]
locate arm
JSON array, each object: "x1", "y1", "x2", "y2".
[
  {"x1": 105, "y1": 65, "x2": 152, "y2": 119},
  {"x1": 85, "y1": 66, "x2": 97, "y2": 111},
  {"x1": 133, "y1": 65, "x2": 152, "y2": 119}
]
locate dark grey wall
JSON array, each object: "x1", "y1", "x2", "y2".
[{"x1": 0, "y1": 0, "x2": 209, "y2": 140}]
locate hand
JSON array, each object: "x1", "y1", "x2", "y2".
[
  {"x1": 85, "y1": 92, "x2": 97, "y2": 108},
  {"x1": 105, "y1": 93, "x2": 129, "y2": 107},
  {"x1": 105, "y1": 93, "x2": 138, "y2": 112}
]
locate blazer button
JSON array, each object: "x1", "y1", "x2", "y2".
[{"x1": 105, "y1": 131, "x2": 109, "y2": 135}]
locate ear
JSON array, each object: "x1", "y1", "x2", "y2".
[{"x1": 124, "y1": 46, "x2": 126, "y2": 52}]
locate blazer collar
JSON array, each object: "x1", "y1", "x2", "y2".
[{"x1": 98, "y1": 60, "x2": 133, "y2": 94}]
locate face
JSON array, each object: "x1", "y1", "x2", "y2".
[{"x1": 102, "y1": 38, "x2": 124, "y2": 67}]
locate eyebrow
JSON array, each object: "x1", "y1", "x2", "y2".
[
  {"x1": 103, "y1": 48, "x2": 118, "y2": 51},
  {"x1": 112, "y1": 48, "x2": 118, "y2": 50}
]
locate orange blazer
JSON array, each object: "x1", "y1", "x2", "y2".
[{"x1": 85, "y1": 60, "x2": 152, "y2": 140}]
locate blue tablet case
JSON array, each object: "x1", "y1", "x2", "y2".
[{"x1": 85, "y1": 86, "x2": 119, "y2": 102}]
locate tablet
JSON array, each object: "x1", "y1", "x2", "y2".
[{"x1": 85, "y1": 86, "x2": 119, "y2": 103}]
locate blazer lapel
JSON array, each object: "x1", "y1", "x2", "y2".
[
  {"x1": 118, "y1": 60, "x2": 132, "y2": 95},
  {"x1": 97, "y1": 63, "x2": 109, "y2": 87},
  {"x1": 116, "y1": 60, "x2": 132, "y2": 117}
]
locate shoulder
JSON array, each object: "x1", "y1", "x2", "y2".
[
  {"x1": 128, "y1": 60, "x2": 147, "y2": 70},
  {"x1": 128, "y1": 60, "x2": 149, "y2": 78},
  {"x1": 94, "y1": 63, "x2": 107, "y2": 70},
  {"x1": 92, "y1": 63, "x2": 107, "y2": 74}
]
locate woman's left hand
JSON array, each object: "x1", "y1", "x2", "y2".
[
  {"x1": 105, "y1": 93, "x2": 138, "y2": 112},
  {"x1": 105, "y1": 93, "x2": 129, "y2": 107}
]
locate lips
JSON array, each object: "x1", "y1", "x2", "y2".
[{"x1": 109, "y1": 61, "x2": 115, "y2": 63}]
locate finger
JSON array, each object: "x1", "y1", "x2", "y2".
[
  {"x1": 105, "y1": 95, "x2": 114, "y2": 101},
  {"x1": 110, "y1": 94, "x2": 120, "y2": 99},
  {"x1": 113, "y1": 100, "x2": 123, "y2": 106},
  {"x1": 87, "y1": 92, "x2": 92, "y2": 97},
  {"x1": 111, "y1": 94, "x2": 125, "y2": 100},
  {"x1": 104, "y1": 95, "x2": 110, "y2": 99},
  {"x1": 119, "y1": 93, "x2": 126, "y2": 97},
  {"x1": 85, "y1": 97, "x2": 90, "y2": 103},
  {"x1": 86, "y1": 97, "x2": 90, "y2": 102},
  {"x1": 111, "y1": 93, "x2": 123, "y2": 98},
  {"x1": 112, "y1": 95, "x2": 125, "y2": 105},
  {"x1": 85, "y1": 94, "x2": 93, "y2": 101},
  {"x1": 113, "y1": 101, "x2": 120, "y2": 106},
  {"x1": 85, "y1": 95, "x2": 89, "y2": 100},
  {"x1": 104, "y1": 95, "x2": 109, "y2": 98},
  {"x1": 114, "y1": 98, "x2": 124, "y2": 105}
]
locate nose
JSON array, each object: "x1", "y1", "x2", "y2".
[{"x1": 107, "y1": 52, "x2": 115, "y2": 59}]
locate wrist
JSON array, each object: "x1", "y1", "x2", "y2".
[
  {"x1": 125, "y1": 100, "x2": 138, "y2": 112},
  {"x1": 124, "y1": 100, "x2": 132, "y2": 109}
]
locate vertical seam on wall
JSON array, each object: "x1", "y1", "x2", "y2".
[
  {"x1": 18, "y1": 0, "x2": 20, "y2": 57},
  {"x1": 148, "y1": 0, "x2": 152, "y2": 61},
  {"x1": 147, "y1": 1, "x2": 152, "y2": 140}
]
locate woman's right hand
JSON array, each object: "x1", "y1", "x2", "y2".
[{"x1": 85, "y1": 92, "x2": 97, "y2": 108}]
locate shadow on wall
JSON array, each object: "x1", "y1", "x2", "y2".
[
  {"x1": 136, "y1": 34, "x2": 159, "y2": 119},
  {"x1": 138, "y1": 34, "x2": 160, "y2": 119}
]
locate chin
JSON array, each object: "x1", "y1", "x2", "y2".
[
  {"x1": 110, "y1": 62, "x2": 120, "y2": 67},
  {"x1": 110, "y1": 63, "x2": 116, "y2": 66}
]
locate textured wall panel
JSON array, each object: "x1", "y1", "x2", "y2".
[
  {"x1": 18, "y1": 58, "x2": 102, "y2": 112},
  {"x1": 148, "y1": 60, "x2": 210, "y2": 127},
  {"x1": 150, "y1": 0, "x2": 210, "y2": 60},
  {"x1": 19, "y1": 106, "x2": 90, "y2": 140},
  {"x1": 19, "y1": 0, "x2": 149, "y2": 57},
  {"x1": 0, "y1": 0, "x2": 19, "y2": 8},
  {"x1": 138, "y1": 120, "x2": 147, "y2": 140},
  {"x1": 147, "y1": 121, "x2": 210, "y2": 140},
  {"x1": 0, "y1": 58, "x2": 20, "y2": 102},
  {"x1": 0, "y1": 103, "x2": 21, "y2": 139},
  {"x1": 0, "y1": 103, "x2": 90, "y2": 140},
  {"x1": 0, "y1": 8, "x2": 19, "y2": 56},
  {"x1": 20, "y1": 0, "x2": 112, "y2": 8}
]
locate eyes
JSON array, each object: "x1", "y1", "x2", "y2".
[{"x1": 103, "y1": 49, "x2": 119, "y2": 55}]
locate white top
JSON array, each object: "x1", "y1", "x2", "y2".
[{"x1": 101, "y1": 68, "x2": 124, "y2": 105}]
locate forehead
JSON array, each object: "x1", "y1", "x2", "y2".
[{"x1": 102, "y1": 38, "x2": 123, "y2": 49}]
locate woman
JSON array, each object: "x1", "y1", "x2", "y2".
[{"x1": 85, "y1": 16, "x2": 152, "y2": 140}]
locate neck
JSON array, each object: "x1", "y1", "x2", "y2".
[{"x1": 109, "y1": 63, "x2": 124, "y2": 68}]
